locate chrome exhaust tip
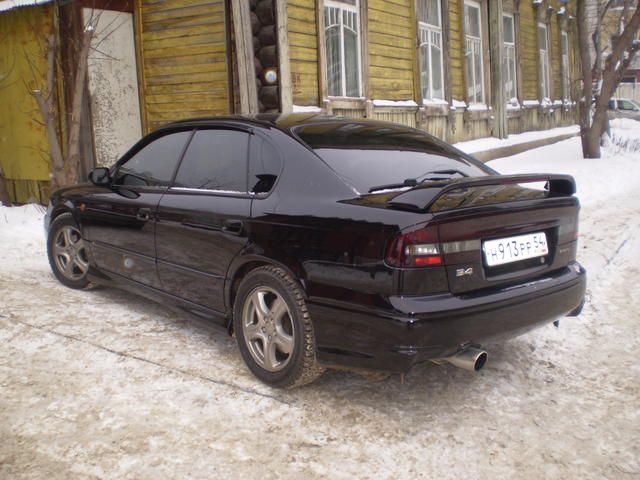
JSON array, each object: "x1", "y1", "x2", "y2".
[{"x1": 440, "y1": 347, "x2": 488, "y2": 372}]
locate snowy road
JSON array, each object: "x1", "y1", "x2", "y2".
[{"x1": 1, "y1": 134, "x2": 639, "y2": 479}]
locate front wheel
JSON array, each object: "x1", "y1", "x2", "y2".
[
  {"x1": 233, "y1": 266, "x2": 324, "y2": 388},
  {"x1": 47, "y1": 213, "x2": 91, "y2": 289}
]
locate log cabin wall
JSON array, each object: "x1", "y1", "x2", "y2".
[
  {"x1": 135, "y1": 0, "x2": 232, "y2": 132},
  {"x1": 251, "y1": 0, "x2": 281, "y2": 112}
]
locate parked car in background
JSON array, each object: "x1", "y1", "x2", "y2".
[
  {"x1": 608, "y1": 98, "x2": 640, "y2": 121},
  {"x1": 44, "y1": 115, "x2": 587, "y2": 388}
]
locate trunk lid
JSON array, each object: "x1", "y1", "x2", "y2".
[
  {"x1": 417, "y1": 175, "x2": 580, "y2": 294},
  {"x1": 434, "y1": 196, "x2": 579, "y2": 294},
  {"x1": 356, "y1": 174, "x2": 580, "y2": 295}
]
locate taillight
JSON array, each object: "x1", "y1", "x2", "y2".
[{"x1": 385, "y1": 224, "x2": 442, "y2": 267}]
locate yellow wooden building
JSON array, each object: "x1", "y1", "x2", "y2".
[{"x1": 1, "y1": 0, "x2": 581, "y2": 203}]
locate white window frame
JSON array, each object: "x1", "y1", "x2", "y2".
[
  {"x1": 538, "y1": 22, "x2": 551, "y2": 100},
  {"x1": 324, "y1": 0, "x2": 363, "y2": 98},
  {"x1": 418, "y1": 0, "x2": 445, "y2": 102},
  {"x1": 464, "y1": 0, "x2": 485, "y2": 105},
  {"x1": 561, "y1": 31, "x2": 570, "y2": 101},
  {"x1": 503, "y1": 13, "x2": 517, "y2": 104}
]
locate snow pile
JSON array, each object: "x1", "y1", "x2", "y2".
[
  {"x1": 0, "y1": 204, "x2": 47, "y2": 274},
  {"x1": 455, "y1": 125, "x2": 579, "y2": 154},
  {"x1": 487, "y1": 136, "x2": 638, "y2": 209},
  {"x1": 292, "y1": 105, "x2": 322, "y2": 114},
  {"x1": 609, "y1": 118, "x2": 640, "y2": 153},
  {"x1": 372, "y1": 100, "x2": 418, "y2": 108}
]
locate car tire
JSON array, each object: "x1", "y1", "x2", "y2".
[
  {"x1": 47, "y1": 212, "x2": 91, "y2": 290},
  {"x1": 233, "y1": 266, "x2": 324, "y2": 388}
]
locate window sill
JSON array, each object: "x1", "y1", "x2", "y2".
[
  {"x1": 420, "y1": 103, "x2": 449, "y2": 116},
  {"x1": 464, "y1": 108, "x2": 492, "y2": 121},
  {"x1": 325, "y1": 97, "x2": 366, "y2": 110}
]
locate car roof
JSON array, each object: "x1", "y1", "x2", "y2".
[{"x1": 160, "y1": 113, "x2": 416, "y2": 137}]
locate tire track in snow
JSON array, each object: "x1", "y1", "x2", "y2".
[{"x1": 7, "y1": 316, "x2": 292, "y2": 407}]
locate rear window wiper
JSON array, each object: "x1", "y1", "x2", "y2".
[{"x1": 368, "y1": 169, "x2": 468, "y2": 193}]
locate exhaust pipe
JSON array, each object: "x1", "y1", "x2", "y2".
[{"x1": 440, "y1": 347, "x2": 488, "y2": 372}]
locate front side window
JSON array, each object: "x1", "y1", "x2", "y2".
[
  {"x1": 538, "y1": 23, "x2": 551, "y2": 100},
  {"x1": 324, "y1": 0, "x2": 362, "y2": 98},
  {"x1": 418, "y1": 0, "x2": 444, "y2": 102},
  {"x1": 503, "y1": 14, "x2": 517, "y2": 103},
  {"x1": 115, "y1": 130, "x2": 192, "y2": 187},
  {"x1": 561, "y1": 31, "x2": 570, "y2": 100},
  {"x1": 173, "y1": 129, "x2": 249, "y2": 193},
  {"x1": 464, "y1": 1, "x2": 484, "y2": 104}
]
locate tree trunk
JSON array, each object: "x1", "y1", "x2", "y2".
[
  {"x1": 32, "y1": 35, "x2": 65, "y2": 190},
  {"x1": 576, "y1": 1, "x2": 594, "y2": 158},
  {"x1": 65, "y1": 29, "x2": 93, "y2": 187}
]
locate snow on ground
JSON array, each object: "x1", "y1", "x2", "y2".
[
  {"x1": 1, "y1": 126, "x2": 640, "y2": 479},
  {"x1": 455, "y1": 124, "x2": 580, "y2": 154}
]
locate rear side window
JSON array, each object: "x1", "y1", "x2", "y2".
[
  {"x1": 115, "y1": 131, "x2": 192, "y2": 187},
  {"x1": 173, "y1": 129, "x2": 249, "y2": 192},
  {"x1": 295, "y1": 122, "x2": 493, "y2": 194},
  {"x1": 248, "y1": 136, "x2": 282, "y2": 195}
]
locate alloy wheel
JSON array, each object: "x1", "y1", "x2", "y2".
[
  {"x1": 52, "y1": 225, "x2": 89, "y2": 281},
  {"x1": 241, "y1": 287, "x2": 295, "y2": 372}
]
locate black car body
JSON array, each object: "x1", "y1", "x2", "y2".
[{"x1": 45, "y1": 114, "x2": 586, "y2": 387}]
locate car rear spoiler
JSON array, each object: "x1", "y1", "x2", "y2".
[{"x1": 387, "y1": 174, "x2": 576, "y2": 212}]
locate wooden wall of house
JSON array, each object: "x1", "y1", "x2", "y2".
[
  {"x1": 519, "y1": 1, "x2": 539, "y2": 101},
  {"x1": 367, "y1": 0, "x2": 414, "y2": 100},
  {"x1": 447, "y1": 1, "x2": 465, "y2": 102},
  {"x1": 135, "y1": 0, "x2": 231, "y2": 132},
  {"x1": 550, "y1": 10, "x2": 561, "y2": 99},
  {"x1": 287, "y1": 0, "x2": 319, "y2": 106},
  {"x1": 0, "y1": 5, "x2": 55, "y2": 204}
]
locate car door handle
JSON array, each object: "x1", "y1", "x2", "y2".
[
  {"x1": 136, "y1": 208, "x2": 152, "y2": 221},
  {"x1": 222, "y1": 219, "x2": 244, "y2": 235}
]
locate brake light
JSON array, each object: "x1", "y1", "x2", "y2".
[{"x1": 385, "y1": 224, "x2": 442, "y2": 267}]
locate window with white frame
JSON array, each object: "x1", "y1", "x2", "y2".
[
  {"x1": 538, "y1": 23, "x2": 551, "y2": 100},
  {"x1": 503, "y1": 13, "x2": 517, "y2": 103},
  {"x1": 464, "y1": 1, "x2": 484, "y2": 104},
  {"x1": 417, "y1": 0, "x2": 444, "y2": 102},
  {"x1": 324, "y1": 0, "x2": 362, "y2": 98},
  {"x1": 561, "y1": 31, "x2": 570, "y2": 100}
]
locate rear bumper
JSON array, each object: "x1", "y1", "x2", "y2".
[{"x1": 309, "y1": 262, "x2": 586, "y2": 373}]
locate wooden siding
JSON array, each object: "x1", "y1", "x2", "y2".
[
  {"x1": 287, "y1": 0, "x2": 319, "y2": 105},
  {"x1": 0, "y1": 6, "x2": 55, "y2": 203},
  {"x1": 550, "y1": 10, "x2": 561, "y2": 99},
  {"x1": 518, "y1": 1, "x2": 538, "y2": 100},
  {"x1": 135, "y1": 0, "x2": 230, "y2": 132},
  {"x1": 447, "y1": 0, "x2": 464, "y2": 101},
  {"x1": 367, "y1": 0, "x2": 415, "y2": 100}
]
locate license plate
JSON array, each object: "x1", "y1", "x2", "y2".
[{"x1": 483, "y1": 232, "x2": 549, "y2": 267}]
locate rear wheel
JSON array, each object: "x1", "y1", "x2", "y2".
[
  {"x1": 47, "y1": 213, "x2": 91, "y2": 289},
  {"x1": 233, "y1": 266, "x2": 324, "y2": 388}
]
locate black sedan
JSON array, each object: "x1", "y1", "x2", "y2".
[{"x1": 45, "y1": 115, "x2": 586, "y2": 388}]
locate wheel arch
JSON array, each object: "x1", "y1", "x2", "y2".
[
  {"x1": 50, "y1": 199, "x2": 80, "y2": 226},
  {"x1": 224, "y1": 254, "x2": 307, "y2": 333}
]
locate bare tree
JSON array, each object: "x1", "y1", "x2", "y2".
[
  {"x1": 577, "y1": 0, "x2": 640, "y2": 159},
  {"x1": 30, "y1": 24, "x2": 94, "y2": 190}
]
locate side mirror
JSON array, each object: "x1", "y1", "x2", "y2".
[{"x1": 88, "y1": 167, "x2": 111, "y2": 187}]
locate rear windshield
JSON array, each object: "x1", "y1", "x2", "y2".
[{"x1": 294, "y1": 122, "x2": 494, "y2": 194}]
